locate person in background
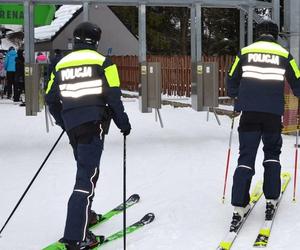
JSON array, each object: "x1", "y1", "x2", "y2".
[
  {"x1": 4, "y1": 46, "x2": 17, "y2": 99},
  {"x1": 14, "y1": 49, "x2": 25, "y2": 103},
  {"x1": 226, "y1": 19, "x2": 300, "y2": 232},
  {"x1": 0, "y1": 53, "x2": 6, "y2": 98},
  {"x1": 36, "y1": 52, "x2": 48, "y2": 63},
  {"x1": 45, "y1": 22, "x2": 131, "y2": 250},
  {"x1": 48, "y1": 49, "x2": 63, "y2": 74}
]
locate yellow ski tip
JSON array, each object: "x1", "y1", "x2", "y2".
[
  {"x1": 219, "y1": 241, "x2": 232, "y2": 250},
  {"x1": 259, "y1": 228, "x2": 271, "y2": 237},
  {"x1": 281, "y1": 172, "x2": 291, "y2": 179},
  {"x1": 280, "y1": 172, "x2": 291, "y2": 192}
]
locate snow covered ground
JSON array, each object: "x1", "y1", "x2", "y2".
[{"x1": 0, "y1": 99, "x2": 299, "y2": 250}]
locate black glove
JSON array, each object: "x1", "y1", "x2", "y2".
[{"x1": 121, "y1": 124, "x2": 131, "y2": 136}]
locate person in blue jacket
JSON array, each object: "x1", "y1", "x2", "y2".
[
  {"x1": 45, "y1": 22, "x2": 131, "y2": 250},
  {"x1": 226, "y1": 19, "x2": 300, "y2": 232},
  {"x1": 4, "y1": 46, "x2": 17, "y2": 99}
]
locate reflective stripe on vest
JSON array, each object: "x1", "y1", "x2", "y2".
[
  {"x1": 59, "y1": 79, "x2": 103, "y2": 98},
  {"x1": 46, "y1": 72, "x2": 55, "y2": 94},
  {"x1": 242, "y1": 71, "x2": 284, "y2": 81},
  {"x1": 290, "y1": 59, "x2": 300, "y2": 78},
  {"x1": 104, "y1": 64, "x2": 120, "y2": 87},
  {"x1": 241, "y1": 41, "x2": 289, "y2": 58},
  {"x1": 56, "y1": 50, "x2": 106, "y2": 71},
  {"x1": 229, "y1": 56, "x2": 240, "y2": 77},
  {"x1": 242, "y1": 65, "x2": 285, "y2": 81}
]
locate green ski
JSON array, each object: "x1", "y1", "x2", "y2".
[
  {"x1": 96, "y1": 213, "x2": 155, "y2": 249},
  {"x1": 42, "y1": 213, "x2": 155, "y2": 250},
  {"x1": 42, "y1": 194, "x2": 141, "y2": 250},
  {"x1": 90, "y1": 194, "x2": 140, "y2": 229}
]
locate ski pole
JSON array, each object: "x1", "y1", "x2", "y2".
[
  {"x1": 293, "y1": 110, "x2": 300, "y2": 202},
  {"x1": 0, "y1": 130, "x2": 65, "y2": 236},
  {"x1": 123, "y1": 135, "x2": 127, "y2": 250},
  {"x1": 222, "y1": 115, "x2": 235, "y2": 203}
]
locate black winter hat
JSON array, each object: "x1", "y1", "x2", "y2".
[{"x1": 255, "y1": 20, "x2": 279, "y2": 40}]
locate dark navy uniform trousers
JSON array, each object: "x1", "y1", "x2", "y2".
[
  {"x1": 64, "y1": 122, "x2": 103, "y2": 241},
  {"x1": 231, "y1": 112, "x2": 282, "y2": 207}
]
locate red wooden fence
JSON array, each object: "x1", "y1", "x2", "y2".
[{"x1": 111, "y1": 55, "x2": 234, "y2": 97}]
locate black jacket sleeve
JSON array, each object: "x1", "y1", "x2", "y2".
[
  {"x1": 105, "y1": 87, "x2": 131, "y2": 131},
  {"x1": 103, "y1": 59, "x2": 131, "y2": 131}
]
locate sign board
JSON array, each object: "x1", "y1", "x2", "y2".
[
  {"x1": 141, "y1": 65, "x2": 147, "y2": 75},
  {"x1": 0, "y1": 4, "x2": 55, "y2": 26}
]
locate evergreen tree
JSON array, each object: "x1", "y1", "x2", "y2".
[
  {"x1": 202, "y1": 8, "x2": 239, "y2": 55},
  {"x1": 110, "y1": 6, "x2": 190, "y2": 55},
  {"x1": 146, "y1": 7, "x2": 190, "y2": 55},
  {"x1": 110, "y1": 6, "x2": 239, "y2": 56}
]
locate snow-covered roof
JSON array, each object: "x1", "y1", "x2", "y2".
[
  {"x1": 0, "y1": 25, "x2": 22, "y2": 50},
  {"x1": 0, "y1": 38, "x2": 17, "y2": 50},
  {"x1": 34, "y1": 5, "x2": 82, "y2": 41}
]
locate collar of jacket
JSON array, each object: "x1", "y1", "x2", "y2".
[
  {"x1": 73, "y1": 42, "x2": 98, "y2": 51},
  {"x1": 255, "y1": 35, "x2": 277, "y2": 43}
]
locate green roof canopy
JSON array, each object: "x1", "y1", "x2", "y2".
[{"x1": 0, "y1": 4, "x2": 55, "y2": 26}]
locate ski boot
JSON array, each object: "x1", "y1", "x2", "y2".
[
  {"x1": 229, "y1": 205, "x2": 250, "y2": 232},
  {"x1": 60, "y1": 231, "x2": 104, "y2": 250},
  {"x1": 89, "y1": 210, "x2": 102, "y2": 227},
  {"x1": 265, "y1": 199, "x2": 277, "y2": 220}
]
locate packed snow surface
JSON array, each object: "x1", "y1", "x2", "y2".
[{"x1": 0, "y1": 99, "x2": 299, "y2": 250}]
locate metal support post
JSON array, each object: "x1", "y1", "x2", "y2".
[
  {"x1": 155, "y1": 109, "x2": 164, "y2": 128},
  {"x1": 240, "y1": 9, "x2": 245, "y2": 49},
  {"x1": 213, "y1": 108, "x2": 221, "y2": 125},
  {"x1": 191, "y1": 3, "x2": 204, "y2": 111},
  {"x1": 24, "y1": 0, "x2": 36, "y2": 116},
  {"x1": 195, "y1": 3, "x2": 202, "y2": 63},
  {"x1": 247, "y1": 5, "x2": 254, "y2": 45},
  {"x1": 190, "y1": 4, "x2": 202, "y2": 63},
  {"x1": 207, "y1": 107, "x2": 221, "y2": 125},
  {"x1": 138, "y1": 4, "x2": 151, "y2": 113},
  {"x1": 272, "y1": 0, "x2": 280, "y2": 27},
  {"x1": 287, "y1": 0, "x2": 300, "y2": 65},
  {"x1": 83, "y1": 1, "x2": 89, "y2": 21}
]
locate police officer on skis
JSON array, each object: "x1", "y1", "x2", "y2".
[
  {"x1": 45, "y1": 22, "x2": 131, "y2": 250},
  {"x1": 226, "y1": 19, "x2": 300, "y2": 231}
]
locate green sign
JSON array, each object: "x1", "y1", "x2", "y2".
[{"x1": 0, "y1": 4, "x2": 55, "y2": 26}]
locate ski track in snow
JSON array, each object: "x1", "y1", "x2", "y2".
[{"x1": 0, "y1": 99, "x2": 299, "y2": 250}]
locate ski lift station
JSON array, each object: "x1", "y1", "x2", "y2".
[{"x1": 0, "y1": 0, "x2": 299, "y2": 130}]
